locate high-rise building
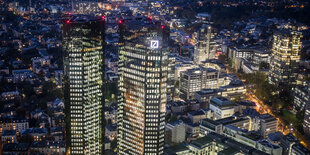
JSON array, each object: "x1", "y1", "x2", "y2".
[
  {"x1": 117, "y1": 17, "x2": 169, "y2": 155},
  {"x1": 63, "y1": 15, "x2": 105, "y2": 155},
  {"x1": 167, "y1": 53, "x2": 178, "y2": 101},
  {"x1": 194, "y1": 24, "x2": 217, "y2": 64},
  {"x1": 268, "y1": 31, "x2": 302, "y2": 86},
  {"x1": 179, "y1": 67, "x2": 219, "y2": 100},
  {"x1": 292, "y1": 81, "x2": 310, "y2": 112},
  {"x1": 303, "y1": 103, "x2": 310, "y2": 137}
]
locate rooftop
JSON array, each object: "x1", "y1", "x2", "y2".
[
  {"x1": 236, "y1": 100, "x2": 256, "y2": 106},
  {"x1": 165, "y1": 143, "x2": 189, "y2": 154},
  {"x1": 210, "y1": 96, "x2": 234, "y2": 107},
  {"x1": 258, "y1": 139, "x2": 281, "y2": 149},
  {"x1": 196, "y1": 89, "x2": 219, "y2": 95},
  {"x1": 259, "y1": 113, "x2": 277, "y2": 121},
  {"x1": 167, "y1": 120, "x2": 183, "y2": 127},
  {"x1": 184, "y1": 67, "x2": 218, "y2": 75},
  {"x1": 218, "y1": 117, "x2": 249, "y2": 126},
  {"x1": 200, "y1": 119, "x2": 221, "y2": 131},
  {"x1": 65, "y1": 15, "x2": 105, "y2": 24},
  {"x1": 188, "y1": 110, "x2": 205, "y2": 116},
  {"x1": 21, "y1": 128, "x2": 47, "y2": 135},
  {"x1": 2, "y1": 130, "x2": 16, "y2": 136},
  {"x1": 171, "y1": 100, "x2": 187, "y2": 107},
  {"x1": 218, "y1": 147, "x2": 239, "y2": 155},
  {"x1": 268, "y1": 132, "x2": 284, "y2": 141},
  {"x1": 2, "y1": 143, "x2": 29, "y2": 152},
  {"x1": 0, "y1": 117, "x2": 29, "y2": 123},
  {"x1": 190, "y1": 136, "x2": 214, "y2": 148},
  {"x1": 282, "y1": 133, "x2": 298, "y2": 143},
  {"x1": 241, "y1": 132, "x2": 263, "y2": 141},
  {"x1": 292, "y1": 143, "x2": 310, "y2": 153}
]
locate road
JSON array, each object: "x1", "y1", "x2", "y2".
[
  {"x1": 226, "y1": 66, "x2": 309, "y2": 148},
  {"x1": 245, "y1": 86, "x2": 309, "y2": 148}
]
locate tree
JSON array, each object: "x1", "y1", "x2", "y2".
[
  {"x1": 16, "y1": 107, "x2": 26, "y2": 118},
  {"x1": 279, "y1": 88, "x2": 294, "y2": 107},
  {"x1": 19, "y1": 134, "x2": 33, "y2": 143},
  {"x1": 259, "y1": 61, "x2": 269, "y2": 70},
  {"x1": 51, "y1": 88, "x2": 63, "y2": 99},
  {"x1": 242, "y1": 72, "x2": 278, "y2": 104},
  {"x1": 23, "y1": 84, "x2": 35, "y2": 98},
  {"x1": 297, "y1": 110, "x2": 305, "y2": 121},
  {"x1": 42, "y1": 80, "x2": 55, "y2": 95}
]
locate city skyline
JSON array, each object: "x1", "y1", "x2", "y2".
[{"x1": 1, "y1": 0, "x2": 310, "y2": 154}]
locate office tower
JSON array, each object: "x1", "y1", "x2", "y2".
[
  {"x1": 292, "y1": 81, "x2": 310, "y2": 112},
  {"x1": 268, "y1": 31, "x2": 302, "y2": 86},
  {"x1": 117, "y1": 18, "x2": 169, "y2": 155},
  {"x1": 194, "y1": 24, "x2": 216, "y2": 64},
  {"x1": 167, "y1": 53, "x2": 178, "y2": 101},
  {"x1": 63, "y1": 15, "x2": 105, "y2": 155},
  {"x1": 304, "y1": 103, "x2": 310, "y2": 137},
  {"x1": 179, "y1": 67, "x2": 219, "y2": 100}
]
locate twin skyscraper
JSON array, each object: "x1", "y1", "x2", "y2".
[{"x1": 63, "y1": 15, "x2": 168, "y2": 155}]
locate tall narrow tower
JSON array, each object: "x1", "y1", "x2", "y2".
[
  {"x1": 117, "y1": 18, "x2": 169, "y2": 155},
  {"x1": 63, "y1": 15, "x2": 105, "y2": 155},
  {"x1": 194, "y1": 24, "x2": 216, "y2": 64}
]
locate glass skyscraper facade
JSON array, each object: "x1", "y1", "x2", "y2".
[
  {"x1": 269, "y1": 31, "x2": 302, "y2": 86},
  {"x1": 62, "y1": 15, "x2": 105, "y2": 155},
  {"x1": 117, "y1": 18, "x2": 169, "y2": 155}
]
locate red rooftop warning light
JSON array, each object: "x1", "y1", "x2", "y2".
[
  {"x1": 68, "y1": 12, "x2": 71, "y2": 15},
  {"x1": 66, "y1": 20, "x2": 70, "y2": 24},
  {"x1": 118, "y1": 20, "x2": 123, "y2": 24},
  {"x1": 101, "y1": 16, "x2": 105, "y2": 20},
  {"x1": 148, "y1": 16, "x2": 153, "y2": 21},
  {"x1": 161, "y1": 25, "x2": 165, "y2": 29}
]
